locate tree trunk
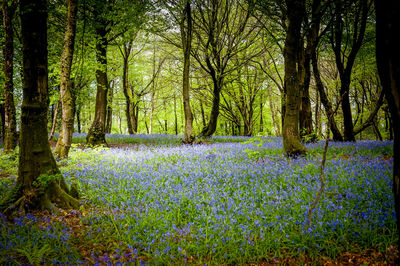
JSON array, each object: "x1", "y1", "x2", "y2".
[
  {"x1": 298, "y1": 39, "x2": 314, "y2": 139},
  {"x1": 0, "y1": 103, "x2": 5, "y2": 141},
  {"x1": 105, "y1": 82, "x2": 113, "y2": 133},
  {"x1": 174, "y1": 93, "x2": 178, "y2": 135},
  {"x1": 76, "y1": 104, "x2": 81, "y2": 133},
  {"x1": 267, "y1": 86, "x2": 281, "y2": 136},
  {"x1": 48, "y1": 101, "x2": 60, "y2": 141},
  {"x1": 259, "y1": 97, "x2": 264, "y2": 134},
  {"x1": 1, "y1": 0, "x2": 78, "y2": 212},
  {"x1": 200, "y1": 72, "x2": 222, "y2": 137},
  {"x1": 121, "y1": 41, "x2": 135, "y2": 134},
  {"x1": 86, "y1": 22, "x2": 108, "y2": 146},
  {"x1": 181, "y1": 1, "x2": 194, "y2": 143},
  {"x1": 375, "y1": 0, "x2": 400, "y2": 248},
  {"x1": 312, "y1": 52, "x2": 344, "y2": 141},
  {"x1": 282, "y1": 0, "x2": 307, "y2": 157},
  {"x1": 332, "y1": 0, "x2": 369, "y2": 141},
  {"x1": 2, "y1": 0, "x2": 18, "y2": 153},
  {"x1": 55, "y1": 0, "x2": 78, "y2": 158}
]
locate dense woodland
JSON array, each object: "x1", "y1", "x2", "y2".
[
  {"x1": 1, "y1": 0, "x2": 400, "y2": 264},
  {"x1": 0, "y1": 0, "x2": 392, "y2": 145}
]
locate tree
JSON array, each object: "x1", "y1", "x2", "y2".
[
  {"x1": 54, "y1": 0, "x2": 79, "y2": 158},
  {"x1": 86, "y1": 0, "x2": 148, "y2": 144},
  {"x1": 180, "y1": 0, "x2": 195, "y2": 143},
  {"x1": 192, "y1": 0, "x2": 258, "y2": 137},
  {"x1": 330, "y1": 0, "x2": 371, "y2": 141},
  {"x1": 86, "y1": 0, "x2": 110, "y2": 145},
  {"x1": 375, "y1": 0, "x2": 400, "y2": 248},
  {"x1": 282, "y1": 0, "x2": 307, "y2": 156},
  {"x1": 1, "y1": 0, "x2": 78, "y2": 212},
  {"x1": 2, "y1": 0, "x2": 18, "y2": 153}
]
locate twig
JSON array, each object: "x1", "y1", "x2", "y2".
[{"x1": 306, "y1": 129, "x2": 329, "y2": 228}]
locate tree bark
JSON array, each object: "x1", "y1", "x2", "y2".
[
  {"x1": 200, "y1": 62, "x2": 223, "y2": 137},
  {"x1": 55, "y1": 0, "x2": 78, "y2": 158},
  {"x1": 282, "y1": 0, "x2": 307, "y2": 156},
  {"x1": 375, "y1": 0, "x2": 400, "y2": 249},
  {"x1": 2, "y1": 0, "x2": 18, "y2": 153},
  {"x1": 48, "y1": 101, "x2": 60, "y2": 141},
  {"x1": 1, "y1": 0, "x2": 78, "y2": 212},
  {"x1": 298, "y1": 38, "x2": 314, "y2": 139},
  {"x1": 181, "y1": 1, "x2": 194, "y2": 143},
  {"x1": 86, "y1": 19, "x2": 108, "y2": 146}
]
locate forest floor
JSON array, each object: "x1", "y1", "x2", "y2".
[{"x1": 1, "y1": 135, "x2": 399, "y2": 264}]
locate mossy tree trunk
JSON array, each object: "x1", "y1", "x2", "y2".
[
  {"x1": 55, "y1": 0, "x2": 78, "y2": 158},
  {"x1": 2, "y1": 0, "x2": 18, "y2": 153},
  {"x1": 1, "y1": 0, "x2": 79, "y2": 212},
  {"x1": 86, "y1": 19, "x2": 108, "y2": 146},
  {"x1": 375, "y1": 0, "x2": 400, "y2": 248},
  {"x1": 282, "y1": 0, "x2": 307, "y2": 157}
]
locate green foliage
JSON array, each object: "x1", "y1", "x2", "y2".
[
  {"x1": 0, "y1": 148, "x2": 19, "y2": 177},
  {"x1": 32, "y1": 173, "x2": 62, "y2": 193}
]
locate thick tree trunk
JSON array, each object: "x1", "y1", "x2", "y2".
[
  {"x1": 181, "y1": 1, "x2": 194, "y2": 143},
  {"x1": 55, "y1": 0, "x2": 78, "y2": 158},
  {"x1": 375, "y1": 0, "x2": 400, "y2": 249},
  {"x1": 86, "y1": 24, "x2": 108, "y2": 146},
  {"x1": 282, "y1": 0, "x2": 307, "y2": 157},
  {"x1": 200, "y1": 73, "x2": 222, "y2": 137},
  {"x1": 2, "y1": 0, "x2": 18, "y2": 153},
  {"x1": 1, "y1": 0, "x2": 78, "y2": 212}
]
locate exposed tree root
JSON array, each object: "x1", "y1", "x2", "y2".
[{"x1": 1, "y1": 180, "x2": 79, "y2": 216}]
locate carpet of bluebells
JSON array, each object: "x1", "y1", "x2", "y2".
[{"x1": 0, "y1": 134, "x2": 397, "y2": 264}]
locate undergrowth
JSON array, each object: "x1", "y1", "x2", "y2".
[{"x1": 0, "y1": 136, "x2": 396, "y2": 264}]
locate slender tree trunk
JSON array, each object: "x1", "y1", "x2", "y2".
[
  {"x1": 298, "y1": 39, "x2": 314, "y2": 139},
  {"x1": 312, "y1": 52, "x2": 344, "y2": 141},
  {"x1": 0, "y1": 104, "x2": 5, "y2": 141},
  {"x1": 174, "y1": 93, "x2": 178, "y2": 135},
  {"x1": 200, "y1": 100, "x2": 206, "y2": 128},
  {"x1": 49, "y1": 101, "x2": 60, "y2": 141},
  {"x1": 259, "y1": 97, "x2": 264, "y2": 134},
  {"x1": 375, "y1": 0, "x2": 400, "y2": 248},
  {"x1": 2, "y1": 0, "x2": 18, "y2": 153},
  {"x1": 105, "y1": 82, "x2": 113, "y2": 133},
  {"x1": 0, "y1": 0, "x2": 78, "y2": 212},
  {"x1": 267, "y1": 87, "x2": 281, "y2": 136},
  {"x1": 55, "y1": 0, "x2": 78, "y2": 157},
  {"x1": 149, "y1": 88, "x2": 155, "y2": 134},
  {"x1": 121, "y1": 41, "x2": 135, "y2": 134},
  {"x1": 76, "y1": 105, "x2": 81, "y2": 133},
  {"x1": 86, "y1": 21, "x2": 108, "y2": 146},
  {"x1": 149, "y1": 46, "x2": 157, "y2": 134},
  {"x1": 181, "y1": 1, "x2": 194, "y2": 142},
  {"x1": 282, "y1": 0, "x2": 307, "y2": 156},
  {"x1": 332, "y1": 0, "x2": 369, "y2": 141}
]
